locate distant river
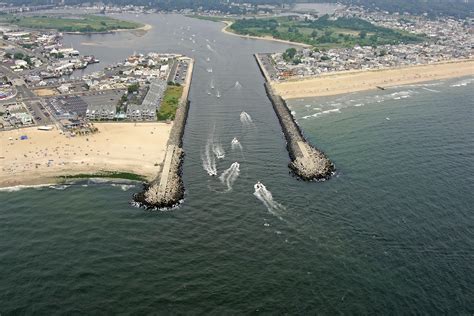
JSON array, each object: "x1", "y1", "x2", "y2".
[{"x1": 1, "y1": 14, "x2": 473, "y2": 314}]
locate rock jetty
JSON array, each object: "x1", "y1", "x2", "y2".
[
  {"x1": 256, "y1": 54, "x2": 335, "y2": 181},
  {"x1": 133, "y1": 58, "x2": 193, "y2": 209}
]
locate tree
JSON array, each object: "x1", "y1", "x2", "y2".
[
  {"x1": 359, "y1": 30, "x2": 367, "y2": 39},
  {"x1": 283, "y1": 47, "x2": 297, "y2": 61},
  {"x1": 13, "y1": 52, "x2": 24, "y2": 60},
  {"x1": 127, "y1": 83, "x2": 139, "y2": 94}
]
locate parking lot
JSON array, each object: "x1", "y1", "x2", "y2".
[
  {"x1": 172, "y1": 60, "x2": 189, "y2": 85},
  {"x1": 24, "y1": 100, "x2": 52, "y2": 125}
]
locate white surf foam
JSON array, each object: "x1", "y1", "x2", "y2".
[{"x1": 450, "y1": 78, "x2": 474, "y2": 87}]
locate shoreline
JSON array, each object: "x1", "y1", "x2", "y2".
[
  {"x1": 0, "y1": 122, "x2": 172, "y2": 189},
  {"x1": 64, "y1": 23, "x2": 152, "y2": 35},
  {"x1": 221, "y1": 21, "x2": 311, "y2": 48},
  {"x1": 271, "y1": 59, "x2": 474, "y2": 99}
]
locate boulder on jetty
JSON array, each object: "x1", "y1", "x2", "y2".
[
  {"x1": 133, "y1": 147, "x2": 185, "y2": 209},
  {"x1": 263, "y1": 81, "x2": 335, "y2": 181}
]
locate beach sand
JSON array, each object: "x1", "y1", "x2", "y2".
[
  {"x1": 272, "y1": 59, "x2": 474, "y2": 99},
  {"x1": 0, "y1": 122, "x2": 172, "y2": 188}
]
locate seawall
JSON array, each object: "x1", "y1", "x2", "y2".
[
  {"x1": 255, "y1": 54, "x2": 335, "y2": 181},
  {"x1": 133, "y1": 58, "x2": 194, "y2": 209}
]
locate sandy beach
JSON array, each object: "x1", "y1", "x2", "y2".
[
  {"x1": 272, "y1": 59, "x2": 474, "y2": 99},
  {"x1": 221, "y1": 21, "x2": 311, "y2": 48},
  {"x1": 0, "y1": 122, "x2": 172, "y2": 188}
]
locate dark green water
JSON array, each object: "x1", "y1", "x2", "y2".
[{"x1": 1, "y1": 14, "x2": 473, "y2": 314}]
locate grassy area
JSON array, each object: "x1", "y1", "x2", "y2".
[
  {"x1": 230, "y1": 15, "x2": 426, "y2": 48},
  {"x1": 61, "y1": 171, "x2": 146, "y2": 182},
  {"x1": 157, "y1": 85, "x2": 183, "y2": 121},
  {"x1": 2, "y1": 14, "x2": 143, "y2": 33}
]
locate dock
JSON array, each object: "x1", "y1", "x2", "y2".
[
  {"x1": 133, "y1": 57, "x2": 194, "y2": 209},
  {"x1": 255, "y1": 53, "x2": 335, "y2": 181}
]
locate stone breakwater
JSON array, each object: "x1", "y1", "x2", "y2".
[
  {"x1": 133, "y1": 58, "x2": 194, "y2": 209},
  {"x1": 255, "y1": 54, "x2": 335, "y2": 181}
]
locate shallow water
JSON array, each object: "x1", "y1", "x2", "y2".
[{"x1": 1, "y1": 14, "x2": 473, "y2": 314}]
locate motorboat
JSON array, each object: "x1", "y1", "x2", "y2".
[{"x1": 254, "y1": 181, "x2": 264, "y2": 191}]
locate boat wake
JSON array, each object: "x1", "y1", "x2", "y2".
[
  {"x1": 212, "y1": 142, "x2": 225, "y2": 159},
  {"x1": 206, "y1": 44, "x2": 215, "y2": 52},
  {"x1": 253, "y1": 182, "x2": 286, "y2": 220},
  {"x1": 240, "y1": 111, "x2": 253, "y2": 126},
  {"x1": 231, "y1": 137, "x2": 243, "y2": 151},
  {"x1": 202, "y1": 138, "x2": 217, "y2": 176},
  {"x1": 219, "y1": 162, "x2": 240, "y2": 191},
  {"x1": 234, "y1": 81, "x2": 242, "y2": 89}
]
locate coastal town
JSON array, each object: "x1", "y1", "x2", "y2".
[
  {"x1": 0, "y1": 23, "x2": 191, "y2": 132},
  {"x1": 259, "y1": 7, "x2": 472, "y2": 80},
  {"x1": 0, "y1": 15, "x2": 194, "y2": 196}
]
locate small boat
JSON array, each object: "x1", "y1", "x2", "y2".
[
  {"x1": 206, "y1": 57, "x2": 210, "y2": 62},
  {"x1": 207, "y1": 68, "x2": 213, "y2": 73},
  {"x1": 216, "y1": 91, "x2": 220, "y2": 98},
  {"x1": 231, "y1": 137, "x2": 239, "y2": 144},
  {"x1": 255, "y1": 181, "x2": 264, "y2": 191}
]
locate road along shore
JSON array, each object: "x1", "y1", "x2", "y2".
[
  {"x1": 255, "y1": 54, "x2": 335, "y2": 181},
  {"x1": 133, "y1": 58, "x2": 194, "y2": 209}
]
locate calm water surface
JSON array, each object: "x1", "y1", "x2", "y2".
[{"x1": 1, "y1": 14, "x2": 473, "y2": 314}]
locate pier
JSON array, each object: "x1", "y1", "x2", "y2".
[
  {"x1": 133, "y1": 58, "x2": 194, "y2": 209},
  {"x1": 255, "y1": 54, "x2": 335, "y2": 181}
]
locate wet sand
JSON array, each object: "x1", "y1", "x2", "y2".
[
  {"x1": 272, "y1": 59, "x2": 474, "y2": 99},
  {"x1": 0, "y1": 122, "x2": 172, "y2": 188}
]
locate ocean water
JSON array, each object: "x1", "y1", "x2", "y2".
[{"x1": 1, "y1": 14, "x2": 473, "y2": 314}]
